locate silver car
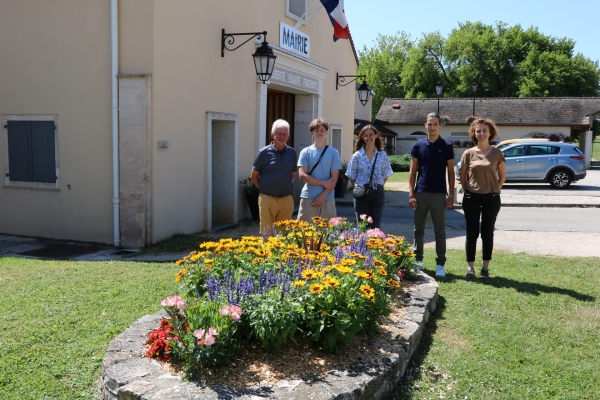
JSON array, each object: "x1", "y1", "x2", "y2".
[{"x1": 456, "y1": 142, "x2": 586, "y2": 189}]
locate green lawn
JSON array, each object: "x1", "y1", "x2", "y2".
[
  {"x1": 0, "y1": 258, "x2": 179, "y2": 399},
  {"x1": 393, "y1": 250, "x2": 600, "y2": 399},
  {"x1": 388, "y1": 171, "x2": 409, "y2": 182},
  {"x1": 592, "y1": 138, "x2": 600, "y2": 161},
  {"x1": 1, "y1": 251, "x2": 599, "y2": 399}
]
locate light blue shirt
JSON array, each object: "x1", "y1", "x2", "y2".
[
  {"x1": 345, "y1": 148, "x2": 393, "y2": 189},
  {"x1": 298, "y1": 145, "x2": 342, "y2": 201}
]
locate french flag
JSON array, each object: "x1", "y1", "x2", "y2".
[{"x1": 320, "y1": 0, "x2": 350, "y2": 41}]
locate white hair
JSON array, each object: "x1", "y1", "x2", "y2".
[{"x1": 271, "y1": 119, "x2": 290, "y2": 133}]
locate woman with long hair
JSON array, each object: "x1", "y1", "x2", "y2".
[
  {"x1": 459, "y1": 117, "x2": 506, "y2": 279},
  {"x1": 345, "y1": 125, "x2": 393, "y2": 229}
]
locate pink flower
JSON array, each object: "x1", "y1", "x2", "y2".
[
  {"x1": 360, "y1": 214, "x2": 367, "y2": 220},
  {"x1": 219, "y1": 305, "x2": 243, "y2": 321},
  {"x1": 193, "y1": 328, "x2": 206, "y2": 340},
  {"x1": 397, "y1": 270, "x2": 405, "y2": 281},
  {"x1": 203, "y1": 334, "x2": 216, "y2": 346},
  {"x1": 161, "y1": 296, "x2": 185, "y2": 312},
  {"x1": 365, "y1": 228, "x2": 386, "y2": 238},
  {"x1": 330, "y1": 217, "x2": 346, "y2": 226},
  {"x1": 367, "y1": 216, "x2": 373, "y2": 224},
  {"x1": 207, "y1": 327, "x2": 218, "y2": 337}
]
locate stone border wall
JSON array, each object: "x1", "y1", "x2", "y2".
[{"x1": 101, "y1": 272, "x2": 438, "y2": 399}]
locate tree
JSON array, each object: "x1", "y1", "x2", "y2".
[
  {"x1": 356, "y1": 32, "x2": 412, "y2": 119},
  {"x1": 358, "y1": 22, "x2": 600, "y2": 118}
]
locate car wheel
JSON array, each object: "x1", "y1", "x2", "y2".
[{"x1": 549, "y1": 169, "x2": 571, "y2": 189}]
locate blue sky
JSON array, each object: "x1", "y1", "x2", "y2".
[{"x1": 344, "y1": 0, "x2": 600, "y2": 64}]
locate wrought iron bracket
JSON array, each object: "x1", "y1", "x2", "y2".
[
  {"x1": 336, "y1": 73, "x2": 366, "y2": 90},
  {"x1": 222, "y1": 29, "x2": 268, "y2": 57}
]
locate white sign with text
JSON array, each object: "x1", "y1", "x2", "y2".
[{"x1": 279, "y1": 22, "x2": 310, "y2": 58}]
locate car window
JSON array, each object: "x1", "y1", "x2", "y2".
[
  {"x1": 529, "y1": 145, "x2": 560, "y2": 155},
  {"x1": 503, "y1": 146, "x2": 525, "y2": 157}
]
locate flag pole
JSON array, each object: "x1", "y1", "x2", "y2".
[{"x1": 293, "y1": 0, "x2": 323, "y2": 28}]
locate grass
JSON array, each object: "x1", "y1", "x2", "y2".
[
  {"x1": 592, "y1": 137, "x2": 600, "y2": 161},
  {"x1": 2, "y1": 250, "x2": 599, "y2": 399},
  {"x1": 0, "y1": 258, "x2": 179, "y2": 399},
  {"x1": 388, "y1": 171, "x2": 410, "y2": 182},
  {"x1": 393, "y1": 249, "x2": 600, "y2": 399}
]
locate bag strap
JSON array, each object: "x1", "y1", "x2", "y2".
[
  {"x1": 308, "y1": 145, "x2": 328, "y2": 176},
  {"x1": 368, "y1": 152, "x2": 379, "y2": 185}
]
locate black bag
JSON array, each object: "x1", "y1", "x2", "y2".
[
  {"x1": 352, "y1": 152, "x2": 379, "y2": 201},
  {"x1": 352, "y1": 184, "x2": 371, "y2": 201}
]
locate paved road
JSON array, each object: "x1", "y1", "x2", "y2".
[{"x1": 336, "y1": 203, "x2": 600, "y2": 258}]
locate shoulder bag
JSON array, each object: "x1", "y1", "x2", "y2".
[{"x1": 352, "y1": 152, "x2": 379, "y2": 201}]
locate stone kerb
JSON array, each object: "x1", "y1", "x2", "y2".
[{"x1": 101, "y1": 272, "x2": 438, "y2": 400}]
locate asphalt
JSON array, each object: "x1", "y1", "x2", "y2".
[{"x1": 1, "y1": 168, "x2": 599, "y2": 262}]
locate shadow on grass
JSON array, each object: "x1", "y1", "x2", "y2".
[
  {"x1": 392, "y1": 296, "x2": 447, "y2": 399},
  {"x1": 424, "y1": 271, "x2": 595, "y2": 302}
]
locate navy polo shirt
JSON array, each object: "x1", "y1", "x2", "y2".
[
  {"x1": 252, "y1": 143, "x2": 298, "y2": 196},
  {"x1": 410, "y1": 137, "x2": 454, "y2": 194}
]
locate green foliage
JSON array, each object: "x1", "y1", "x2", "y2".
[
  {"x1": 357, "y1": 32, "x2": 412, "y2": 119},
  {"x1": 388, "y1": 154, "x2": 412, "y2": 172},
  {"x1": 360, "y1": 22, "x2": 600, "y2": 111}
]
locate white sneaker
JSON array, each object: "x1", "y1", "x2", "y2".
[
  {"x1": 414, "y1": 261, "x2": 424, "y2": 271},
  {"x1": 435, "y1": 265, "x2": 446, "y2": 277}
]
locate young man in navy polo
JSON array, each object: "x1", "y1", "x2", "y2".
[{"x1": 408, "y1": 113, "x2": 455, "y2": 277}]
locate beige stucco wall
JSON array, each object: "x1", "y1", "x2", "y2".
[
  {"x1": 0, "y1": 0, "x2": 357, "y2": 245},
  {"x1": 0, "y1": 0, "x2": 113, "y2": 242}
]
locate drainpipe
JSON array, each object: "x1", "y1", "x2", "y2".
[{"x1": 111, "y1": 0, "x2": 120, "y2": 247}]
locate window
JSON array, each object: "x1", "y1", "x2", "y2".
[
  {"x1": 286, "y1": 0, "x2": 307, "y2": 22},
  {"x1": 529, "y1": 145, "x2": 560, "y2": 155},
  {"x1": 4, "y1": 115, "x2": 59, "y2": 189},
  {"x1": 503, "y1": 146, "x2": 525, "y2": 157}
]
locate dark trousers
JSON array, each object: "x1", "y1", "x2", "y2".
[
  {"x1": 353, "y1": 184, "x2": 385, "y2": 229},
  {"x1": 462, "y1": 190, "x2": 501, "y2": 262}
]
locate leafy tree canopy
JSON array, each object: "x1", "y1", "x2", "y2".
[{"x1": 357, "y1": 21, "x2": 600, "y2": 119}]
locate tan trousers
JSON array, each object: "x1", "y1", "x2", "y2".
[
  {"x1": 297, "y1": 198, "x2": 337, "y2": 222},
  {"x1": 258, "y1": 194, "x2": 294, "y2": 233}
]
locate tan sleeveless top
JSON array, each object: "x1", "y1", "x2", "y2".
[{"x1": 461, "y1": 147, "x2": 505, "y2": 194}]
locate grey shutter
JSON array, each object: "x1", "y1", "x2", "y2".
[
  {"x1": 31, "y1": 121, "x2": 56, "y2": 183},
  {"x1": 7, "y1": 120, "x2": 33, "y2": 181}
]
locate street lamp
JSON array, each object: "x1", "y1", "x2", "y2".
[
  {"x1": 435, "y1": 81, "x2": 443, "y2": 114},
  {"x1": 471, "y1": 82, "x2": 478, "y2": 116},
  {"x1": 336, "y1": 73, "x2": 372, "y2": 106},
  {"x1": 221, "y1": 29, "x2": 277, "y2": 84}
]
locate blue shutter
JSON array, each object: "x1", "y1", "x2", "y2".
[
  {"x1": 31, "y1": 121, "x2": 56, "y2": 183},
  {"x1": 7, "y1": 121, "x2": 33, "y2": 181}
]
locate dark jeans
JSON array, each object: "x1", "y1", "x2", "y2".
[
  {"x1": 353, "y1": 184, "x2": 385, "y2": 229},
  {"x1": 462, "y1": 190, "x2": 501, "y2": 262},
  {"x1": 413, "y1": 192, "x2": 447, "y2": 266}
]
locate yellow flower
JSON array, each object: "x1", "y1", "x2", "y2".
[
  {"x1": 175, "y1": 268, "x2": 188, "y2": 282},
  {"x1": 204, "y1": 258, "x2": 214, "y2": 264},
  {"x1": 350, "y1": 252, "x2": 368, "y2": 260},
  {"x1": 309, "y1": 283, "x2": 325, "y2": 294},
  {"x1": 322, "y1": 311, "x2": 328, "y2": 316},
  {"x1": 355, "y1": 271, "x2": 371, "y2": 279},
  {"x1": 293, "y1": 280, "x2": 306, "y2": 287},
  {"x1": 302, "y1": 268, "x2": 317, "y2": 279},
  {"x1": 359, "y1": 284, "x2": 375, "y2": 298},
  {"x1": 322, "y1": 276, "x2": 340, "y2": 289},
  {"x1": 335, "y1": 265, "x2": 353, "y2": 274},
  {"x1": 372, "y1": 259, "x2": 386, "y2": 267},
  {"x1": 387, "y1": 279, "x2": 400, "y2": 288},
  {"x1": 377, "y1": 266, "x2": 388, "y2": 276},
  {"x1": 252, "y1": 258, "x2": 265, "y2": 265},
  {"x1": 340, "y1": 259, "x2": 357, "y2": 267}
]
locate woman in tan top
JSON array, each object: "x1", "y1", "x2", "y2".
[{"x1": 459, "y1": 118, "x2": 506, "y2": 279}]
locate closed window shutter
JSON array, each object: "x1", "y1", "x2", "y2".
[
  {"x1": 7, "y1": 120, "x2": 33, "y2": 181},
  {"x1": 7, "y1": 120, "x2": 56, "y2": 183},
  {"x1": 31, "y1": 121, "x2": 56, "y2": 183}
]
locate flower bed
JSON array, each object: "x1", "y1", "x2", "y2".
[{"x1": 146, "y1": 217, "x2": 416, "y2": 378}]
